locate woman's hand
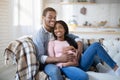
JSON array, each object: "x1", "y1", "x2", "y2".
[{"x1": 62, "y1": 46, "x2": 76, "y2": 54}]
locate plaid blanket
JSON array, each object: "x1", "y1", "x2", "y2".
[{"x1": 4, "y1": 36, "x2": 40, "y2": 80}]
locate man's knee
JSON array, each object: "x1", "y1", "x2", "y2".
[{"x1": 44, "y1": 64, "x2": 60, "y2": 75}]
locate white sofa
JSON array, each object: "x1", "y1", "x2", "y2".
[
  {"x1": 3, "y1": 38, "x2": 120, "y2": 80},
  {"x1": 87, "y1": 71, "x2": 120, "y2": 80},
  {"x1": 38, "y1": 38, "x2": 120, "y2": 80},
  {"x1": 83, "y1": 38, "x2": 120, "y2": 80}
]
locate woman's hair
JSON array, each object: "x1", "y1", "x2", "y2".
[
  {"x1": 53, "y1": 20, "x2": 78, "y2": 49},
  {"x1": 42, "y1": 7, "x2": 56, "y2": 16}
]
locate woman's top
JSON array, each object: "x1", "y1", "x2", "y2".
[{"x1": 48, "y1": 40, "x2": 77, "y2": 68}]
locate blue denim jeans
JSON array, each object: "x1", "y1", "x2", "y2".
[
  {"x1": 61, "y1": 42, "x2": 117, "y2": 80},
  {"x1": 44, "y1": 64, "x2": 63, "y2": 80}
]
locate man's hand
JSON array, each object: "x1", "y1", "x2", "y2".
[{"x1": 58, "y1": 54, "x2": 75, "y2": 63}]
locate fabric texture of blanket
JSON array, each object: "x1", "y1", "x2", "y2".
[{"x1": 4, "y1": 36, "x2": 39, "y2": 80}]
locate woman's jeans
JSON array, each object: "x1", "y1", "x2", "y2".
[
  {"x1": 44, "y1": 64, "x2": 63, "y2": 80},
  {"x1": 61, "y1": 42, "x2": 117, "y2": 80}
]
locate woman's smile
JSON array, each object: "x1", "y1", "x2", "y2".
[
  {"x1": 56, "y1": 32, "x2": 63, "y2": 37},
  {"x1": 54, "y1": 23, "x2": 65, "y2": 40}
]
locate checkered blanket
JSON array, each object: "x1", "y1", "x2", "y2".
[{"x1": 4, "y1": 36, "x2": 40, "y2": 80}]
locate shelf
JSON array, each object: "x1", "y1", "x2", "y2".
[
  {"x1": 60, "y1": 2, "x2": 96, "y2": 5},
  {"x1": 69, "y1": 27, "x2": 120, "y2": 34},
  {"x1": 70, "y1": 31, "x2": 120, "y2": 35},
  {"x1": 69, "y1": 27, "x2": 120, "y2": 39}
]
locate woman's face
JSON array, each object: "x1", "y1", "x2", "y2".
[{"x1": 54, "y1": 23, "x2": 65, "y2": 39}]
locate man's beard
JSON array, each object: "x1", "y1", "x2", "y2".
[{"x1": 50, "y1": 27, "x2": 54, "y2": 32}]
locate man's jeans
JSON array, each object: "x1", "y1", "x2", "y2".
[{"x1": 44, "y1": 64, "x2": 63, "y2": 80}]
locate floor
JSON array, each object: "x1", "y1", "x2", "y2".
[{"x1": 0, "y1": 59, "x2": 16, "y2": 80}]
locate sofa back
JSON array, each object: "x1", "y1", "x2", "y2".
[{"x1": 81, "y1": 38, "x2": 120, "y2": 66}]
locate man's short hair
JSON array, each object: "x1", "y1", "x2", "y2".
[{"x1": 42, "y1": 7, "x2": 56, "y2": 16}]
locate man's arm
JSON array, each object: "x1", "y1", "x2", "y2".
[
  {"x1": 32, "y1": 30, "x2": 46, "y2": 64},
  {"x1": 67, "y1": 33, "x2": 83, "y2": 60},
  {"x1": 62, "y1": 49, "x2": 79, "y2": 67},
  {"x1": 76, "y1": 41, "x2": 83, "y2": 60},
  {"x1": 45, "y1": 54, "x2": 75, "y2": 64},
  {"x1": 62, "y1": 61, "x2": 78, "y2": 67}
]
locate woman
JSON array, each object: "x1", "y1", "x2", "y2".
[
  {"x1": 48, "y1": 22, "x2": 79, "y2": 68},
  {"x1": 48, "y1": 20, "x2": 120, "y2": 80}
]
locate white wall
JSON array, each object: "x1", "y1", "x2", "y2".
[
  {"x1": 0, "y1": 0, "x2": 13, "y2": 65},
  {"x1": 45, "y1": 0, "x2": 120, "y2": 27},
  {"x1": 0, "y1": 0, "x2": 43, "y2": 67},
  {"x1": 68, "y1": 3, "x2": 120, "y2": 27},
  {"x1": 45, "y1": 0, "x2": 120, "y2": 40}
]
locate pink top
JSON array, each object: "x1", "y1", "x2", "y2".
[{"x1": 48, "y1": 40, "x2": 76, "y2": 68}]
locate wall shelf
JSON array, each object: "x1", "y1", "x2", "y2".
[
  {"x1": 70, "y1": 27, "x2": 120, "y2": 39},
  {"x1": 70, "y1": 31, "x2": 120, "y2": 35},
  {"x1": 60, "y1": 2, "x2": 96, "y2": 5},
  {"x1": 70, "y1": 27, "x2": 120, "y2": 35},
  {"x1": 71, "y1": 27, "x2": 120, "y2": 32}
]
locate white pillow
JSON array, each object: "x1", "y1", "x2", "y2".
[{"x1": 87, "y1": 71, "x2": 120, "y2": 80}]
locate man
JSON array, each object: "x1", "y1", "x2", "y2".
[{"x1": 32, "y1": 7, "x2": 83, "y2": 80}]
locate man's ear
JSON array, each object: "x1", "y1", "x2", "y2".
[{"x1": 42, "y1": 16, "x2": 44, "y2": 19}]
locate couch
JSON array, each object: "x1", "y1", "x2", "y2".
[
  {"x1": 4, "y1": 37, "x2": 120, "y2": 80},
  {"x1": 80, "y1": 38, "x2": 120, "y2": 80},
  {"x1": 37, "y1": 38, "x2": 120, "y2": 80}
]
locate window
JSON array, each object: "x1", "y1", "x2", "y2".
[{"x1": 13, "y1": 0, "x2": 43, "y2": 29}]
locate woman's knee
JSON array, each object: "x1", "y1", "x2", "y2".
[
  {"x1": 81, "y1": 73, "x2": 89, "y2": 80},
  {"x1": 71, "y1": 72, "x2": 89, "y2": 80},
  {"x1": 91, "y1": 42, "x2": 101, "y2": 47},
  {"x1": 62, "y1": 67, "x2": 89, "y2": 80},
  {"x1": 77, "y1": 73, "x2": 89, "y2": 80}
]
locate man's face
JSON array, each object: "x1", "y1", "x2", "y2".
[{"x1": 43, "y1": 11, "x2": 56, "y2": 32}]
